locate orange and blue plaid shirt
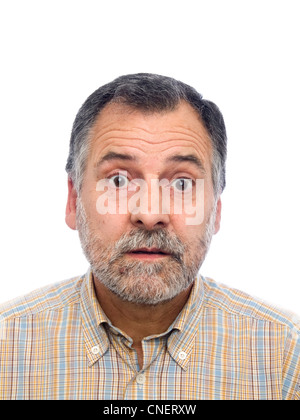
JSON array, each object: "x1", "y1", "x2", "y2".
[{"x1": 0, "y1": 268, "x2": 299, "y2": 400}]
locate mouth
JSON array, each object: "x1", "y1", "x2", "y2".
[{"x1": 126, "y1": 247, "x2": 171, "y2": 260}]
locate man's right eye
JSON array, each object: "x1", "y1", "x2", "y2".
[{"x1": 108, "y1": 174, "x2": 129, "y2": 188}]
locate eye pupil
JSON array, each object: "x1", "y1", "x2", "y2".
[
  {"x1": 172, "y1": 178, "x2": 193, "y2": 192},
  {"x1": 113, "y1": 175, "x2": 127, "y2": 188},
  {"x1": 176, "y1": 179, "x2": 187, "y2": 191},
  {"x1": 114, "y1": 176, "x2": 123, "y2": 187}
]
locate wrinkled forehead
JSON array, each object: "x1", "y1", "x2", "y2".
[{"x1": 87, "y1": 101, "x2": 213, "y2": 172}]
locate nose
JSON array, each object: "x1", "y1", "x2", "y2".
[
  {"x1": 130, "y1": 210, "x2": 170, "y2": 230},
  {"x1": 129, "y1": 178, "x2": 171, "y2": 230}
]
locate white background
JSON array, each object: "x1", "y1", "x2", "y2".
[{"x1": 0, "y1": 0, "x2": 299, "y2": 314}]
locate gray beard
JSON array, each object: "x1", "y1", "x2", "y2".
[{"x1": 76, "y1": 198, "x2": 216, "y2": 305}]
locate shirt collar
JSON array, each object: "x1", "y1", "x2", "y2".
[
  {"x1": 80, "y1": 267, "x2": 111, "y2": 366},
  {"x1": 80, "y1": 267, "x2": 205, "y2": 368}
]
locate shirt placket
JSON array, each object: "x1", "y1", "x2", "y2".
[
  {"x1": 107, "y1": 330, "x2": 144, "y2": 399},
  {"x1": 108, "y1": 328, "x2": 170, "y2": 399}
]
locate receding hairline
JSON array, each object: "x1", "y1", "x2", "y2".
[{"x1": 87, "y1": 99, "x2": 212, "y2": 142}]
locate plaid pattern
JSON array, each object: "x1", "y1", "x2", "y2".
[{"x1": 0, "y1": 268, "x2": 299, "y2": 400}]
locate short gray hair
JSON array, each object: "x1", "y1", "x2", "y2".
[{"x1": 66, "y1": 73, "x2": 227, "y2": 196}]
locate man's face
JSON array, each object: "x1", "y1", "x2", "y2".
[{"x1": 66, "y1": 101, "x2": 221, "y2": 305}]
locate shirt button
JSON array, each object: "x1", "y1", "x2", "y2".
[
  {"x1": 91, "y1": 345, "x2": 100, "y2": 355},
  {"x1": 136, "y1": 373, "x2": 146, "y2": 384},
  {"x1": 178, "y1": 351, "x2": 187, "y2": 360}
]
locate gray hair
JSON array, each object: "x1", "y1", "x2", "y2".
[{"x1": 66, "y1": 73, "x2": 227, "y2": 196}]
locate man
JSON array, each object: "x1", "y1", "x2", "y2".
[{"x1": 0, "y1": 74, "x2": 299, "y2": 400}]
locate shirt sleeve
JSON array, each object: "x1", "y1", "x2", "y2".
[{"x1": 281, "y1": 326, "x2": 300, "y2": 400}]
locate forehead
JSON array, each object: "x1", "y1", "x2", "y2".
[{"x1": 88, "y1": 101, "x2": 213, "y2": 171}]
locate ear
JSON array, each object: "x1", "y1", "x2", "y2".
[
  {"x1": 65, "y1": 177, "x2": 78, "y2": 230},
  {"x1": 214, "y1": 197, "x2": 222, "y2": 234}
]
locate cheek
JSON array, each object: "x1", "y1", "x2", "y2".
[
  {"x1": 184, "y1": 226, "x2": 203, "y2": 247},
  {"x1": 90, "y1": 211, "x2": 131, "y2": 241},
  {"x1": 171, "y1": 214, "x2": 207, "y2": 249},
  {"x1": 170, "y1": 215, "x2": 199, "y2": 241}
]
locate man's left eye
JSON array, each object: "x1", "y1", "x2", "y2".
[{"x1": 171, "y1": 178, "x2": 193, "y2": 192}]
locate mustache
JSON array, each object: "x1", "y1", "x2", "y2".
[{"x1": 109, "y1": 229, "x2": 186, "y2": 264}]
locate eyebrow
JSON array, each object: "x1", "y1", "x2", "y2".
[
  {"x1": 95, "y1": 151, "x2": 206, "y2": 174},
  {"x1": 95, "y1": 151, "x2": 137, "y2": 168},
  {"x1": 166, "y1": 154, "x2": 206, "y2": 173}
]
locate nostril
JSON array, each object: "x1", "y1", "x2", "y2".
[
  {"x1": 135, "y1": 219, "x2": 166, "y2": 229},
  {"x1": 130, "y1": 210, "x2": 170, "y2": 230}
]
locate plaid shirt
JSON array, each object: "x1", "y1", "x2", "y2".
[{"x1": 0, "y1": 268, "x2": 299, "y2": 400}]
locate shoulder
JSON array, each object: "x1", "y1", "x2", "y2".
[
  {"x1": 0, "y1": 275, "x2": 85, "y2": 322},
  {"x1": 201, "y1": 277, "x2": 300, "y2": 399},
  {"x1": 202, "y1": 276, "x2": 300, "y2": 333}
]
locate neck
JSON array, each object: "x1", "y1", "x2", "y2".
[{"x1": 93, "y1": 278, "x2": 193, "y2": 344}]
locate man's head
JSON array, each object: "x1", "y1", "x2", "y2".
[{"x1": 65, "y1": 74, "x2": 227, "y2": 305}]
